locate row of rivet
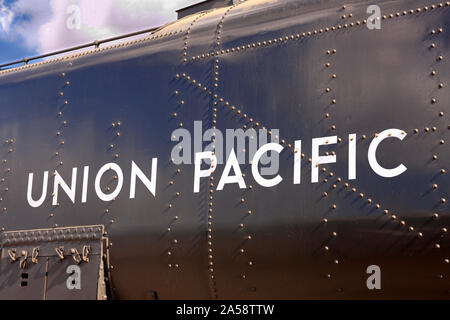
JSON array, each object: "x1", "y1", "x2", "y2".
[
  {"x1": 0, "y1": 28, "x2": 185, "y2": 76},
  {"x1": 183, "y1": 12, "x2": 209, "y2": 63},
  {"x1": 50, "y1": 68, "x2": 71, "y2": 227},
  {"x1": 319, "y1": 44, "x2": 341, "y2": 282},
  {"x1": 174, "y1": 72, "x2": 295, "y2": 166},
  {"x1": 317, "y1": 130, "x2": 430, "y2": 260},
  {"x1": 172, "y1": 71, "x2": 446, "y2": 283},
  {"x1": 172, "y1": 73, "x2": 445, "y2": 251},
  {"x1": 211, "y1": 1, "x2": 257, "y2": 298},
  {"x1": 167, "y1": 88, "x2": 183, "y2": 271},
  {"x1": 206, "y1": 4, "x2": 240, "y2": 299},
  {"x1": 0, "y1": 138, "x2": 14, "y2": 220},
  {"x1": 325, "y1": 48, "x2": 338, "y2": 132},
  {"x1": 426, "y1": 24, "x2": 449, "y2": 273},
  {"x1": 191, "y1": 2, "x2": 450, "y2": 62},
  {"x1": 175, "y1": 72, "x2": 268, "y2": 132},
  {"x1": 209, "y1": 54, "x2": 219, "y2": 298},
  {"x1": 105, "y1": 120, "x2": 122, "y2": 227}
]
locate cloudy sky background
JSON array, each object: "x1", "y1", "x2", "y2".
[{"x1": 0, "y1": 0, "x2": 202, "y2": 65}]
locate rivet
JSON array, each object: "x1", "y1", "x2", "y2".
[
  {"x1": 441, "y1": 198, "x2": 446, "y2": 203},
  {"x1": 441, "y1": 169, "x2": 446, "y2": 174},
  {"x1": 332, "y1": 232, "x2": 337, "y2": 237},
  {"x1": 383, "y1": 209, "x2": 389, "y2": 214},
  {"x1": 433, "y1": 155, "x2": 438, "y2": 160}
]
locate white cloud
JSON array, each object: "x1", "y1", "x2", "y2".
[
  {"x1": 0, "y1": 0, "x2": 14, "y2": 33},
  {"x1": 2, "y1": 0, "x2": 203, "y2": 54}
]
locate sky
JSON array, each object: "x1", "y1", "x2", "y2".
[{"x1": 0, "y1": 0, "x2": 202, "y2": 66}]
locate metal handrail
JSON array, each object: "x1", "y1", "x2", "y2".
[{"x1": 0, "y1": 25, "x2": 161, "y2": 70}]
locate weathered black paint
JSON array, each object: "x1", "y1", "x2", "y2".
[{"x1": 0, "y1": 0, "x2": 449, "y2": 299}]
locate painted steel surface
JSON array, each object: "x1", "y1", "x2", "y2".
[{"x1": 0, "y1": 0, "x2": 449, "y2": 299}]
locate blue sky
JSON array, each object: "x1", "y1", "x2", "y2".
[
  {"x1": 0, "y1": 0, "x2": 42, "y2": 64},
  {"x1": 0, "y1": 0, "x2": 201, "y2": 67}
]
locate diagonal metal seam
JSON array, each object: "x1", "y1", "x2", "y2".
[{"x1": 191, "y1": 2, "x2": 450, "y2": 62}]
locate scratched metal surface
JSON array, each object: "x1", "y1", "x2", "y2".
[{"x1": 0, "y1": 0, "x2": 449, "y2": 299}]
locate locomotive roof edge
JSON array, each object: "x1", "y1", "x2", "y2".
[{"x1": 0, "y1": 8, "x2": 213, "y2": 77}]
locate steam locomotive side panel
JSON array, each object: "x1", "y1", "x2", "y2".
[
  {"x1": 178, "y1": 0, "x2": 450, "y2": 298},
  {"x1": 0, "y1": 35, "x2": 214, "y2": 298},
  {"x1": 0, "y1": 0, "x2": 448, "y2": 299}
]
